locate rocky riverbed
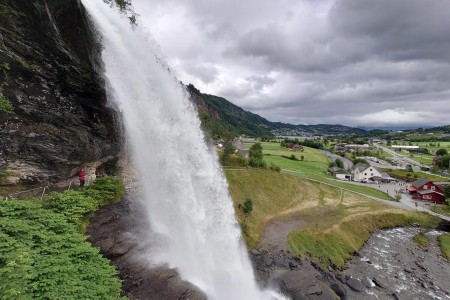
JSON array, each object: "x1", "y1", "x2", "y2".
[{"x1": 342, "y1": 227, "x2": 450, "y2": 300}]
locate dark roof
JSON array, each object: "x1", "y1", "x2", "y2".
[
  {"x1": 352, "y1": 163, "x2": 370, "y2": 172},
  {"x1": 411, "y1": 177, "x2": 430, "y2": 188},
  {"x1": 380, "y1": 172, "x2": 393, "y2": 179},
  {"x1": 328, "y1": 166, "x2": 341, "y2": 173}
]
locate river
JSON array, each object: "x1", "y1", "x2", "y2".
[{"x1": 343, "y1": 227, "x2": 450, "y2": 300}]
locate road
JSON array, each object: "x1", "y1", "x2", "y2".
[{"x1": 375, "y1": 144, "x2": 427, "y2": 169}]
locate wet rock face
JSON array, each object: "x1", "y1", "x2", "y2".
[
  {"x1": 87, "y1": 194, "x2": 207, "y2": 300},
  {"x1": 0, "y1": 0, "x2": 120, "y2": 185},
  {"x1": 250, "y1": 249, "x2": 345, "y2": 300}
]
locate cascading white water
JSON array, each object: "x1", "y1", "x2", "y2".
[{"x1": 81, "y1": 1, "x2": 284, "y2": 299}]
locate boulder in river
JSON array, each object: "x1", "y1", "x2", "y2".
[{"x1": 346, "y1": 278, "x2": 364, "y2": 292}]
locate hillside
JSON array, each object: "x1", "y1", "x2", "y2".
[{"x1": 187, "y1": 84, "x2": 366, "y2": 138}]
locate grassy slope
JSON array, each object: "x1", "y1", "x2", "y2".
[
  {"x1": 383, "y1": 168, "x2": 449, "y2": 182},
  {"x1": 245, "y1": 142, "x2": 393, "y2": 200},
  {"x1": 225, "y1": 169, "x2": 438, "y2": 268},
  {"x1": 431, "y1": 205, "x2": 450, "y2": 217},
  {"x1": 438, "y1": 233, "x2": 450, "y2": 260}
]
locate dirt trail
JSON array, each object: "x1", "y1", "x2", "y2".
[{"x1": 259, "y1": 217, "x2": 307, "y2": 252}]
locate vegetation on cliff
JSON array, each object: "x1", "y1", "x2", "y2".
[{"x1": 0, "y1": 177, "x2": 125, "y2": 299}]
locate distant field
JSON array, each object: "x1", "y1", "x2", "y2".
[
  {"x1": 243, "y1": 142, "x2": 393, "y2": 200},
  {"x1": 225, "y1": 169, "x2": 439, "y2": 267},
  {"x1": 416, "y1": 141, "x2": 450, "y2": 152},
  {"x1": 395, "y1": 149, "x2": 434, "y2": 165}
]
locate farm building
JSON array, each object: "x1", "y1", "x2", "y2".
[
  {"x1": 328, "y1": 166, "x2": 351, "y2": 180},
  {"x1": 286, "y1": 143, "x2": 304, "y2": 151},
  {"x1": 407, "y1": 178, "x2": 446, "y2": 203},
  {"x1": 407, "y1": 147, "x2": 429, "y2": 154}
]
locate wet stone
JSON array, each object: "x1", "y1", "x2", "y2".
[
  {"x1": 264, "y1": 257, "x2": 273, "y2": 267},
  {"x1": 361, "y1": 278, "x2": 373, "y2": 289},
  {"x1": 346, "y1": 278, "x2": 364, "y2": 292},
  {"x1": 250, "y1": 249, "x2": 260, "y2": 256}
]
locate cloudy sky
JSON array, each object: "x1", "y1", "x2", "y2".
[{"x1": 131, "y1": 0, "x2": 450, "y2": 128}]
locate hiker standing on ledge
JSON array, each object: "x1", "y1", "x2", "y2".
[{"x1": 79, "y1": 169, "x2": 86, "y2": 187}]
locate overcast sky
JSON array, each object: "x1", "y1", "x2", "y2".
[{"x1": 131, "y1": 0, "x2": 450, "y2": 128}]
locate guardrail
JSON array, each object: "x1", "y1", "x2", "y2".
[{"x1": 2, "y1": 177, "x2": 88, "y2": 201}]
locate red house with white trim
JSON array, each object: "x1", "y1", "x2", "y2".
[{"x1": 407, "y1": 178, "x2": 446, "y2": 203}]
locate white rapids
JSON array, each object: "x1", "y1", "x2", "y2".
[{"x1": 81, "y1": 1, "x2": 286, "y2": 299}]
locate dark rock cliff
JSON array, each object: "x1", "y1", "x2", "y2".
[{"x1": 0, "y1": 0, "x2": 120, "y2": 185}]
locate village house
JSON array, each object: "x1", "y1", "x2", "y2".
[
  {"x1": 351, "y1": 163, "x2": 387, "y2": 182},
  {"x1": 407, "y1": 178, "x2": 446, "y2": 203},
  {"x1": 286, "y1": 143, "x2": 304, "y2": 151}
]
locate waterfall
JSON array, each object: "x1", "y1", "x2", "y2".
[{"x1": 81, "y1": 1, "x2": 284, "y2": 299}]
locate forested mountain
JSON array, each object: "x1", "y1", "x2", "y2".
[{"x1": 187, "y1": 84, "x2": 367, "y2": 138}]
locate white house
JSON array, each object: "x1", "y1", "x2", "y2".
[{"x1": 352, "y1": 163, "x2": 383, "y2": 182}]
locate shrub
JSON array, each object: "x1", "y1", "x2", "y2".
[
  {"x1": 300, "y1": 155, "x2": 304, "y2": 161},
  {"x1": 249, "y1": 143, "x2": 263, "y2": 160},
  {"x1": 42, "y1": 176, "x2": 125, "y2": 230},
  {"x1": 0, "y1": 199, "x2": 123, "y2": 299},
  {"x1": 436, "y1": 149, "x2": 448, "y2": 156},
  {"x1": 243, "y1": 198, "x2": 253, "y2": 215},
  {"x1": 249, "y1": 158, "x2": 266, "y2": 168},
  {"x1": 269, "y1": 163, "x2": 281, "y2": 172},
  {"x1": 0, "y1": 96, "x2": 13, "y2": 114},
  {"x1": 335, "y1": 158, "x2": 344, "y2": 168}
]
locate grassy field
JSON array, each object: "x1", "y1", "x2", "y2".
[
  {"x1": 431, "y1": 205, "x2": 450, "y2": 217},
  {"x1": 416, "y1": 141, "x2": 450, "y2": 152},
  {"x1": 243, "y1": 142, "x2": 393, "y2": 200},
  {"x1": 225, "y1": 169, "x2": 439, "y2": 268},
  {"x1": 383, "y1": 168, "x2": 449, "y2": 182},
  {"x1": 438, "y1": 233, "x2": 450, "y2": 260},
  {"x1": 395, "y1": 149, "x2": 435, "y2": 165}
]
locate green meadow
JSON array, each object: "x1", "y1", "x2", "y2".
[{"x1": 243, "y1": 142, "x2": 393, "y2": 200}]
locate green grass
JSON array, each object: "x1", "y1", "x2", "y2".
[
  {"x1": 438, "y1": 233, "x2": 450, "y2": 260},
  {"x1": 288, "y1": 212, "x2": 439, "y2": 268},
  {"x1": 413, "y1": 232, "x2": 430, "y2": 248},
  {"x1": 416, "y1": 142, "x2": 450, "y2": 153},
  {"x1": 243, "y1": 142, "x2": 393, "y2": 200},
  {"x1": 431, "y1": 205, "x2": 450, "y2": 217},
  {"x1": 395, "y1": 150, "x2": 434, "y2": 165},
  {"x1": 383, "y1": 168, "x2": 449, "y2": 182},
  {"x1": 225, "y1": 169, "x2": 428, "y2": 251}
]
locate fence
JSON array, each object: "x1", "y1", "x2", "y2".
[{"x1": 3, "y1": 175, "x2": 97, "y2": 201}]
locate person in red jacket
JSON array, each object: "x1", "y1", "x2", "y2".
[{"x1": 79, "y1": 169, "x2": 86, "y2": 187}]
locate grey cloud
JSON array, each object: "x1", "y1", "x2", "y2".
[
  {"x1": 182, "y1": 61, "x2": 219, "y2": 84},
  {"x1": 132, "y1": 0, "x2": 450, "y2": 127}
]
